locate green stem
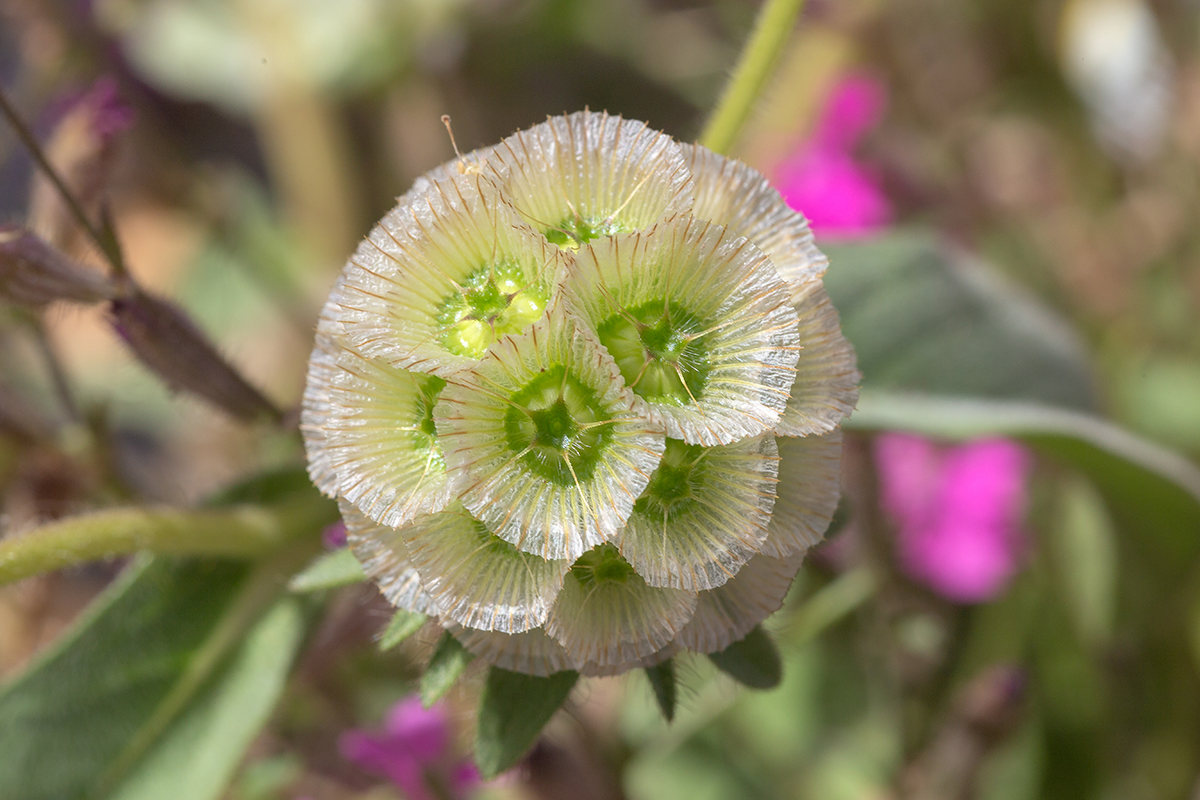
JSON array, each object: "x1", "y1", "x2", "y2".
[
  {"x1": 0, "y1": 497, "x2": 337, "y2": 587},
  {"x1": 0, "y1": 86, "x2": 127, "y2": 275},
  {"x1": 699, "y1": 0, "x2": 808, "y2": 155},
  {"x1": 777, "y1": 567, "x2": 877, "y2": 646}
]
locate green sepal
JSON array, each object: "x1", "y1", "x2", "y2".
[
  {"x1": 378, "y1": 609, "x2": 427, "y2": 652},
  {"x1": 707, "y1": 625, "x2": 782, "y2": 690},
  {"x1": 420, "y1": 632, "x2": 474, "y2": 707},
  {"x1": 644, "y1": 660, "x2": 676, "y2": 722},
  {"x1": 287, "y1": 548, "x2": 365, "y2": 593},
  {"x1": 475, "y1": 667, "x2": 579, "y2": 779}
]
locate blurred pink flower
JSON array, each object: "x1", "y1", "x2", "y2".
[
  {"x1": 875, "y1": 433, "x2": 1031, "y2": 603},
  {"x1": 340, "y1": 696, "x2": 479, "y2": 800},
  {"x1": 321, "y1": 520, "x2": 347, "y2": 550},
  {"x1": 75, "y1": 76, "x2": 136, "y2": 141},
  {"x1": 774, "y1": 72, "x2": 892, "y2": 239}
]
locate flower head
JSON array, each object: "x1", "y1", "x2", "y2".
[{"x1": 303, "y1": 113, "x2": 859, "y2": 677}]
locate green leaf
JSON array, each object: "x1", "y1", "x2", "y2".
[
  {"x1": 287, "y1": 548, "x2": 365, "y2": 593},
  {"x1": 823, "y1": 232, "x2": 1096, "y2": 411},
  {"x1": 378, "y1": 609, "x2": 427, "y2": 651},
  {"x1": 0, "y1": 558, "x2": 247, "y2": 800},
  {"x1": 106, "y1": 597, "x2": 308, "y2": 800},
  {"x1": 0, "y1": 465, "x2": 325, "y2": 800},
  {"x1": 847, "y1": 391, "x2": 1200, "y2": 564},
  {"x1": 420, "y1": 632, "x2": 474, "y2": 707},
  {"x1": 707, "y1": 625, "x2": 783, "y2": 689},
  {"x1": 645, "y1": 660, "x2": 676, "y2": 722},
  {"x1": 1049, "y1": 477, "x2": 1117, "y2": 646},
  {"x1": 475, "y1": 668, "x2": 579, "y2": 779},
  {"x1": 0, "y1": 538, "x2": 316, "y2": 800}
]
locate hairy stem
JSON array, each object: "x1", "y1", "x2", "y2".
[
  {"x1": 0, "y1": 496, "x2": 337, "y2": 587},
  {"x1": 699, "y1": 0, "x2": 808, "y2": 155}
]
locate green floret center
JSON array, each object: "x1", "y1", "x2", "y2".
[
  {"x1": 437, "y1": 261, "x2": 548, "y2": 359},
  {"x1": 543, "y1": 216, "x2": 624, "y2": 250},
  {"x1": 633, "y1": 438, "x2": 707, "y2": 523},
  {"x1": 503, "y1": 364, "x2": 615, "y2": 486},
  {"x1": 415, "y1": 375, "x2": 447, "y2": 470},
  {"x1": 570, "y1": 543, "x2": 636, "y2": 587},
  {"x1": 596, "y1": 298, "x2": 712, "y2": 406}
]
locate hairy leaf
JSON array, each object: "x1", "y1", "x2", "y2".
[
  {"x1": 419, "y1": 631, "x2": 474, "y2": 707},
  {"x1": 106, "y1": 597, "x2": 307, "y2": 800},
  {"x1": 0, "y1": 558, "x2": 247, "y2": 800},
  {"x1": 475, "y1": 668, "x2": 579, "y2": 778},
  {"x1": 288, "y1": 548, "x2": 365, "y2": 593},
  {"x1": 708, "y1": 626, "x2": 783, "y2": 689},
  {"x1": 378, "y1": 609, "x2": 427, "y2": 652},
  {"x1": 824, "y1": 232, "x2": 1096, "y2": 411},
  {"x1": 645, "y1": 660, "x2": 677, "y2": 721}
]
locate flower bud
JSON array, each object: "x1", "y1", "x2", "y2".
[
  {"x1": 29, "y1": 77, "x2": 134, "y2": 250},
  {"x1": 110, "y1": 290, "x2": 280, "y2": 422},
  {"x1": 0, "y1": 226, "x2": 116, "y2": 307}
]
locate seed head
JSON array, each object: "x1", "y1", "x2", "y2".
[{"x1": 303, "y1": 113, "x2": 858, "y2": 676}]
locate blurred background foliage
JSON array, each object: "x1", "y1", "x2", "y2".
[{"x1": 2, "y1": 0, "x2": 1200, "y2": 799}]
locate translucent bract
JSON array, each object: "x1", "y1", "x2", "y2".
[{"x1": 302, "y1": 111, "x2": 860, "y2": 677}]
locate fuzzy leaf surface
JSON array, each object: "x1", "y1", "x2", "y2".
[{"x1": 475, "y1": 668, "x2": 579, "y2": 778}]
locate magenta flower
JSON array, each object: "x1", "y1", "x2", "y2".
[
  {"x1": 75, "y1": 76, "x2": 136, "y2": 141},
  {"x1": 874, "y1": 433, "x2": 1031, "y2": 604},
  {"x1": 340, "y1": 696, "x2": 479, "y2": 799},
  {"x1": 773, "y1": 73, "x2": 892, "y2": 239},
  {"x1": 321, "y1": 520, "x2": 347, "y2": 550}
]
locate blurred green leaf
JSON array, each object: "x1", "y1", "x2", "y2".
[
  {"x1": 775, "y1": 568, "x2": 876, "y2": 647},
  {"x1": 707, "y1": 626, "x2": 783, "y2": 690},
  {"x1": 378, "y1": 609, "x2": 426, "y2": 651},
  {"x1": 824, "y1": 232, "x2": 1097, "y2": 411},
  {"x1": 645, "y1": 660, "x2": 677, "y2": 722},
  {"x1": 1050, "y1": 476, "x2": 1117, "y2": 646},
  {"x1": 287, "y1": 548, "x2": 365, "y2": 593},
  {"x1": 107, "y1": 597, "x2": 308, "y2": 800},
  {"x1": 0, "y1": 448, "x2": 319, "y2": 800},
  {"x1": 978, "y1": 715, "x2": 1045, "y2": 800},
  {"x1": 1118, "y1": 356, "x2": 1200, "y2": 451},
  {"x1": 848, "y1": 391, "x2": 1200, "y2": 562},
  {"x1": 419, "y1": 632, "x2": 473, "y2": 708},
  {"x1": 475, "y1": 667, "x2": 579, "y2": 779},
  {"x1": 0, "y1": 558, "x2": 247, "y2": 800},
  {"x1": 228, "y1": 754, "x2": 302, "y2": 800}
]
